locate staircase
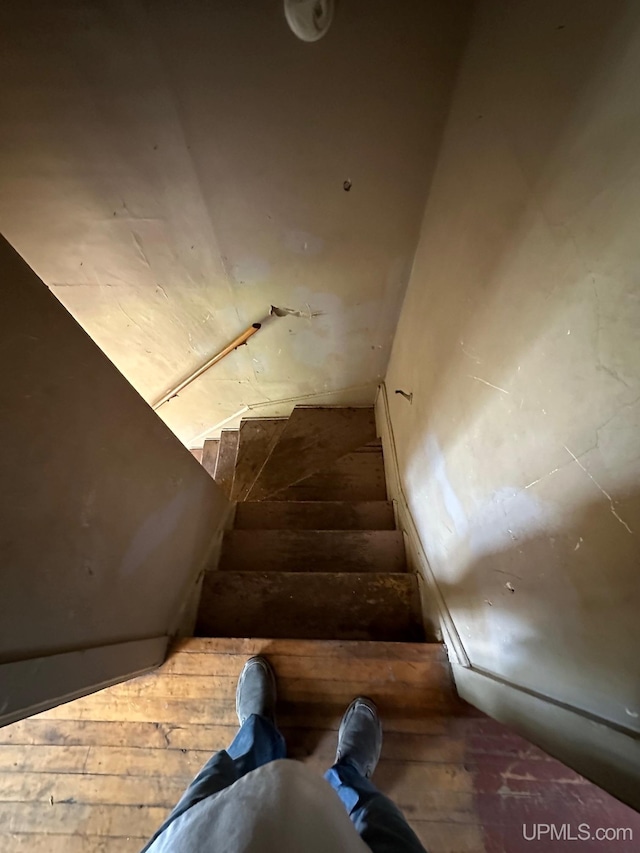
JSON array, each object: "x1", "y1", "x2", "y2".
[
  {"x1": 196, "y1": 406, "x2": 429, "y2": 643},
  {"x1": 4, "y1": 406, "x2": 638, "y2": 852}
]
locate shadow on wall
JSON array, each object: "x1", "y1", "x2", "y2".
[
  {"x1": 382, "y1": 0, "x2": 640, "y2": 818},
  {"x1": 435, "y1": 488, "x2": 640, "y2": 736},
  {"x1": 384, "y1": 0, "x2": 640, "y2": 738},
  {"x1": 392, "y1": 0, "x2": 640, "y2": 465}
]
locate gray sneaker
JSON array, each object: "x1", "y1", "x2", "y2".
[
  {"x1": 235, "y1": 656, "x2": 277, "y2": 725},
  {"x1": 335, "y1": 697, "x2": 383, "y2": 778}
]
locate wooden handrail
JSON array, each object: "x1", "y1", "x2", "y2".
[{"x1": 152, "y1": 323, "x2": 262, "y2": 410}]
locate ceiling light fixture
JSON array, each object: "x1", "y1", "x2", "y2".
[{"x1": 284, "y1": 0, "x2": 334, "y2": 42}]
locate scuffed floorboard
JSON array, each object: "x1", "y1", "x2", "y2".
[{"x1": 1, "y1": 639, "x2": 639, "y2": 852}]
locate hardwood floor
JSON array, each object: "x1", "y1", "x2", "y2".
[{"x1": 1, "y1": 638, "x2": 638, "y2": 853}]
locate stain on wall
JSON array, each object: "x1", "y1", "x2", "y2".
[
  {"x1": 386, "y1": 0, "x2": 640, "y2": 734},
  {"x1": 0, "y1": 0, "x2": 469, "y2": 445}
]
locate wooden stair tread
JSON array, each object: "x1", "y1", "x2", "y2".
[
  {"x1": 171, "y1": 636, "x2": 445, "y2": 660},
  {"x1": 273, "y1": 449, "x2": 386, "y2": 502},
  {"x1": 231, "y1": 418, "x2": 286, "y2": 501},
  {"x1": 201, "y1": 438, "x2": 220, "y2": 479},
  {"x1": 213, "y1": 430, "x2": 238, "y2": 498},
  {"x1": 219, "y1": 529, "x2": 406, "y2": 573},
  {"x1": 21, "y1": 635, "x2": 459, "y2": 731},
  {"x1": 247, "y1": 407, "x2": 377, "y2": 500},
  {"x1": 196, "y1": 571, "x2": 427, "y2": 642},
  {"x1": 234, "y1": 501, "x2": 396, "y2": 530}
]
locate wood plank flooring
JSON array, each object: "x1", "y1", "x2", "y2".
[{"x1": 3, "y1": 638, "x2": 639, "y2": 853}]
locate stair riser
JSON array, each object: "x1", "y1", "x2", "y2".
[
  {"x1": 247, "y1": 407, "x2": 377, "y2": 500},
  {"x1": 213, "y1": 431, "x2": 239, "y2": 498},
  {"x1": 201, "y1": 439, "x2": 220, "y2": 479},
  {"x1": 272, "y1": 450, "x2": 386, "y2": 502},
  {"x1": 234, "y1": 501, "x2": 396, "y2": 531},
  {"x1": 231, "y1": 419, "x2": 286, "y2": 501},
  {"x1": 197, "y1": 572, "x2": 426, "y2": 642},
  {"x1": 220, "y1": 530, "x2": 406, "y2": 573}
]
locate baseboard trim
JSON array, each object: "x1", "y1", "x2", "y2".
[
  {"x1": 453, "y1": 662, "x2": 640, "y2": 811},
  {"x1": 189, "y1": 382, "x2": 377, "y2": 446},
  {"x1": 0, "y1": 636, "x2": 168, "y2": 727},
  {"x1": 375, "y1": 383, "x2": 470, "y2": 665},
  {"x1": 375, "y1": 381, "x2": 640, "y2": 809}
]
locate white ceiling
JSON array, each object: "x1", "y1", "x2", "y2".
[{"x1": 0, "y1": 0, "x2": 467, "y2": 445}]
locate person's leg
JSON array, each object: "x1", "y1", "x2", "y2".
[
  {"x1": 140, "y1": 656, "x2": 282, "y2": 852},
  {"x1": 325, "y1": 697, "x2": 427, "y2": 853},
  {"x1": 172, "y1": 712, "x2": 286, "y2": 813},
  {"x1": 325, "y1": 759, "x2": 426, "y2": 853}
]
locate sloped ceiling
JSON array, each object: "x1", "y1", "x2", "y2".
[{"x1": 0, "y1": 0, "x2": 467, "y2": 445}]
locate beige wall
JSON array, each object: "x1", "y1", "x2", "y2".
[
  {"x1": 0, "y1": 236, "x2": 228, "y2": 668},
  {"x1": 0, "y1": 0, "x2": 468, "y2": 446},
  {"x1": 386, "y1": 0, "x2": 640, "y2": 738}
]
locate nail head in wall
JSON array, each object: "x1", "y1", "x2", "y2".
[{"x1": 343, "y1": 179, "x2": 352, "y2": 192}]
